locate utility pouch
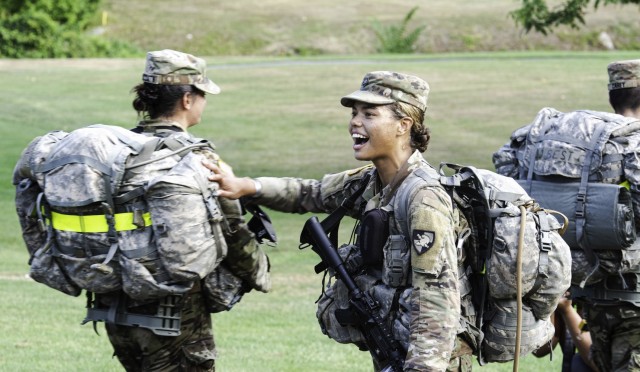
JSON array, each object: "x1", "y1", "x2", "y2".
[
  {"x1": 29, "y1": 242, "x2": 82, "y2": 297},
  {"x1": 481, "y1": 300, "x2": 555, "y2": 363},
  {"x1": 358, "y1": 208, "x2": 390, "y2": 267},
  {"x1": 382, "y1": 235, "x2": 410, "y2": 287},
  {"x1": 203, "y1": 264, "x2": 248, "y2": 313}
]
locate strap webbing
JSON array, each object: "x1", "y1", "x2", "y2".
[
  {"x1": 320, "y1": 170, "x2": 374, "y2": 248},
  {"x1": 51, "y1": 210, "x2": 151, "y2": 233}
]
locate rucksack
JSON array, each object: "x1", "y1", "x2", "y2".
[
  {"x1": 493, "y1": 107, "x2": 640, "y2": 288},
  {"x1": 310, "y1": 163, "x2": 571, "y2": 364},
  {"x1": 13, "y1": 124, "x2": 269, "y2": 313},
  {"x1": 433, "y1": 164, "x2": 570, "y2": 363}
]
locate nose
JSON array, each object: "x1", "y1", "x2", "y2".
[{"x1": 349, "y1": 113, "x2": 362, "y2": 128}]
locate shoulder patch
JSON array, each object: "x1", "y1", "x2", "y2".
[{"x1": 412, "y1": 229, "x2": 435, "y2": 255}]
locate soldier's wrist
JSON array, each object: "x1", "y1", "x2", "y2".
[{"x1": 252, "y1": 178, "x2": 262, "y2": 197}]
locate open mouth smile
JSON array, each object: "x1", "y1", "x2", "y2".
[{"x1": 352, "y1": 133, "x2": 369, "y2": 147}]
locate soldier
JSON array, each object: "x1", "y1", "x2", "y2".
[
  {"x1": 100, "y1": 50, "x2": 271, "y2": 371},
  {"x1": 494, "y1": 59, "x2": 640, "y2": 372},
  {"x1": 576, "y1": 59, "x2": 640, "y2": 372},
  {"x1": 205, "y1": 71, "x2": 471, "y2": 371}
]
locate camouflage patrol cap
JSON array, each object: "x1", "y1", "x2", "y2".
[
  {"x1": 607, "y1": 59, "x2": 640, "y2": 91},
  {"x1": 142, "y1": 49, "x2": 220, "y2": 95},
  {"x1": 340, "y1": 71, "x2": 429, "y2": 111}
]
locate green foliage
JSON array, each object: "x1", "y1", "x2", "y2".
[
  {"x1": 610, "y1": 22, "x2": 640, "y2": 49},
  {"x1": 0, "y1": 0, "x2": 139, "y2": 58},
  {"x1": 372, "y1": 7, "x2": 425, "y2": 53},
  {"x1": 511, "y1": 0, "x2": 640, "y2": 35}
]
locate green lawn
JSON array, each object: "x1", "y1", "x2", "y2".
[{"x1": 1, "y1": 51, "x2": 634, "y2": 371}]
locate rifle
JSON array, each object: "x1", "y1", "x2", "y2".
[{"x1": 300, "y1": 215, "x2": 405, "y2": 372}]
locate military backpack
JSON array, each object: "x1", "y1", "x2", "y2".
[
  {"x1": 311, "y1": 163, "x2": 571, "y2": 364},
  {"x1": 493, "y1": 107, "x2": 640, "y2": 290},
  {"x1": 14, "y1": 124, "x2": 270, "y2": 334}
]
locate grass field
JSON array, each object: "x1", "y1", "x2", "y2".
[
  {"x1": 1, "y1": 51, "x2": 638, "y2": 371},
  {"x1": 97, "y1": 0, "x2": 640, "y2": 55}
]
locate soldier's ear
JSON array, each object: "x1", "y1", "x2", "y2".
[
  {"x1": 398, "y1": 116, "x2": 413, "y2": 136},
  {"x1": 182, "y1": 92, "x2": 193, "y2": 110}
]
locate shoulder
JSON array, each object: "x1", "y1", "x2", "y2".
[
  {"x1": 401, "y1": 163, "x2": 452, "y2": 213},
  {"x1": 319, "y1": 164, "x2": 374, "y2": 209},
  {"x1": 321, "y1": 164, "x2": 374, "y2": 193}
]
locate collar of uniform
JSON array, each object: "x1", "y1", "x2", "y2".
[
  {"x1": 138, "y1": 119, "x2": 185, "y2": 132},
  {"x1": 380, "y1": 150, "x2": 423, "y2": 206},
  {"x1": 135, "y1": 119, "x2": 185, "y2": 133}
]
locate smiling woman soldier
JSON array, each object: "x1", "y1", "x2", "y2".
[{"x1": 205, "y1": 71, "x2": 471, "y2": 371}]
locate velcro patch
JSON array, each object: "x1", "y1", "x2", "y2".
[{"x1": 412, "y1": 229, "x2": 435, "y2": 255}]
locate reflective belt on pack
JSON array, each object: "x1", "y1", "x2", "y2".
[{"x1": 50, "y1": 211, "x2": 152, "y2": 233}]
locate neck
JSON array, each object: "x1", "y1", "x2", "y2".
[
  {"x1": 157, "y1": 115, "x2": 189, "y2": 131},
  {"x1": 617, "y1": 107, "x2": 640, "y2": 120},
  {"x1": 373, "y1": 148, "x2": 413, "y2": 186}
]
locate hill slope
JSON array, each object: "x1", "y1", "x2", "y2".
[{"x1": 99, "y1": 0, "x2": 640, "y2": 56}]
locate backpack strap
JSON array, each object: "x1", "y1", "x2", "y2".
[
  {"x1": 321, "y1": 169, "x2": 374, "y2": 247},
  {"x1": 392, "y1": 168, "x2": 433, "y2": 239},
  {"x1": 193, "y1": 169, "x2": 228, "y2": 261},
  {"x1": 299, "y1": 169, "x2": 374, "y2": 273}
]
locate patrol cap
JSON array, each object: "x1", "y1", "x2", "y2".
[
  {"x1": 607, "y1": 59, "x2": 640, "y2": 91},
  {"x1": 142, "y1": 49, "x2": 220, "y2": 95},
  {"x1": 340, "y1": 71, "x2": 429, "y2": 111}
]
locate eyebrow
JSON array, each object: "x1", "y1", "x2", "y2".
[{"x1": 354, "y1": 103, "x2": 378, "y2": 110}]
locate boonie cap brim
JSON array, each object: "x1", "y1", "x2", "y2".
[{"x1": 340, "y1": 90, "x2": 396, "y2": 107}]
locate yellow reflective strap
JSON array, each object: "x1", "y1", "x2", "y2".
[
  {"x1": 620, "y1": 180, "x2": 631, "y2": 190},
  {"x1": 51, "y1": 211, "x2": 152, "y2": 233}
]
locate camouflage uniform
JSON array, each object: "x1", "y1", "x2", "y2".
[
  {"x1": 255, "y1": 151, "x2": 462, "y2": 370},
  {"x1": 493, "y1": 59, "x2": 640, "y2": 372},
  {"x1": 106, "y1": 291, "x2": 216, "y2": 372},
  {"x1": 581, "y1": 60, "x2": 640, "y2": 372},
  {"x1": 104, "y1": 50, "x2": 269, "y2": 372}
]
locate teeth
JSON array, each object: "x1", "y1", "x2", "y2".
[{"x1": 352, "y1": 133, "x2": 368, "y2": 139}]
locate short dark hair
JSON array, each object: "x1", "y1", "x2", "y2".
[
  {"x1": 609, "y1": 87, "x2": 640, "y2": 114},
  {"x1": 131, "y1": 83, "x2": 203, "y2": 119}
]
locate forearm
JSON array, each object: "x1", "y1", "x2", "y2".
[
  {"x1": 254, "y1": 176, "x2": 326, "y2": 213},
  {"x1": 558, "y1": 305, "x2": 597, "y2": 371}
]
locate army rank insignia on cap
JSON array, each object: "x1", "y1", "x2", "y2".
[{"x1": 412, "y1": 230, "x2": 435, "y2": 255}]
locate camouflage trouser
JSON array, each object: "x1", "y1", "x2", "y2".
[
  {"x1": 585, "y1": 302, "x2": 640, "y2": 372},
  {"x1": 372, "y1": 336, "x2": 473, "y2": 371},
  {"x1": 105, "y1": 291, "x2": 216, "y2": 372},
  {"x1": 446, "y1": 336, "x2": 474, "y2": 372}
]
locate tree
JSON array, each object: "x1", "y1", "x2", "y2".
[
  {"x1": 0, "y1": 0, "x2": 137, "y2": 58},
  {"x1": 511, "y1": 0, "x2": 640, "y2": 34}
]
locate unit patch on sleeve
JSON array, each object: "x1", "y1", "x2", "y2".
[{"x1": 412, "y1": 229, "x2": 435, "y2": 255}]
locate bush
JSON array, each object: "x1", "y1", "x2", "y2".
[
  {"x1": 0, "y1": 0, "x2": 139, "y2": 58},
  {"x1": 372, "y1": 7, "x2": 425, "y2": 54}
]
